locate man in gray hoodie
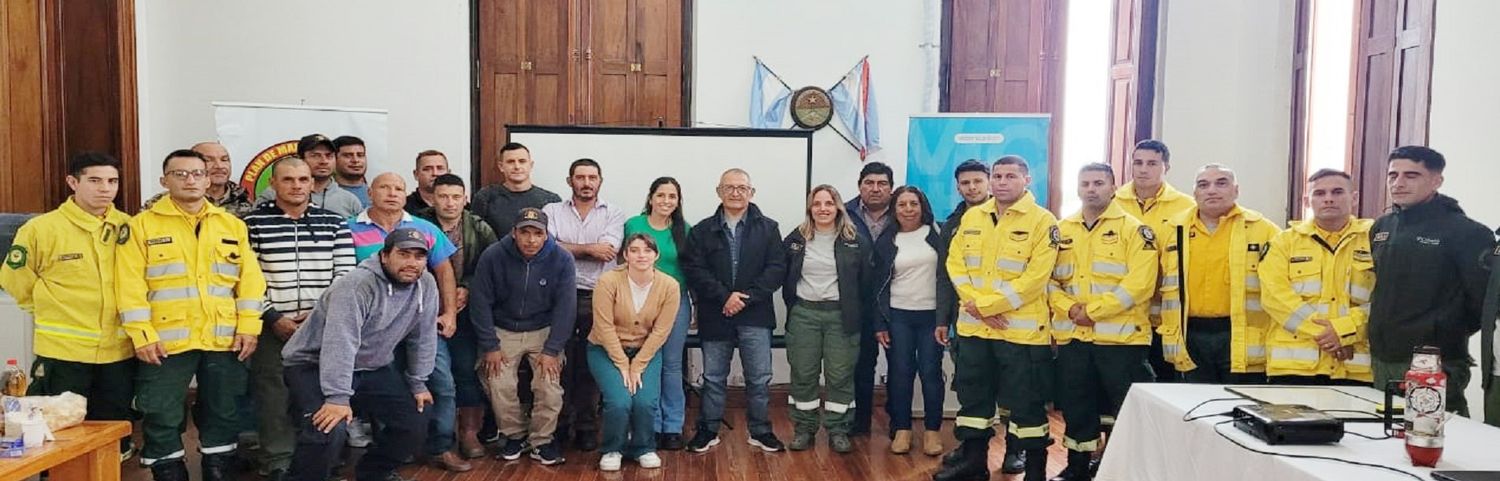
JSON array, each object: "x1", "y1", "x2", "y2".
[{"x1": 281, "y1": 228, "x2": 439, "y2": 481}]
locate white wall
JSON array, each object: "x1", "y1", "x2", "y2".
[
  {"x1": 1156, "y1": 0, "x2": 1297, "y2": 224},
  {"x1": 1429, "y1": 0, "x2": 1500, "y2": 421},
  {"x1": 135, "y1": 0, "x2": 470, "y2": 200},
  {"x1": 693, "y1": 0, "x2": 934, "y2": 198}
]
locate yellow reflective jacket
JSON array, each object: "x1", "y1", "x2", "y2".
[
  {"x1": 945, "y1": 191, "x2": 1058, "y2": 345},
  {"x1": 0, "y1": 199, "x2": 133, "y2": 363},
  {"x1": 1259, "y1": 218, "x2": 1374, "y2": 381},
  {"x1": 1114, "y1": 181, "x2": 1195, "y2": 324},
  {"x1": 1048, "y1": 203, "x2": 1159, "y2": 345},
  {"x1": 1158, "y1": 205, "x2": 1281, "y2": 373},
  {"x1": 117, "y1": 199, "x2": 266, "y2": 354}
]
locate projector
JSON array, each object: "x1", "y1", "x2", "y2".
[{"x1": 1231, "y1": 404, "x2": 1344, "y2": 445}]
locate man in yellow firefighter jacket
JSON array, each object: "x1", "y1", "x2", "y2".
[
  {"x1": 1111, "y1": 139, "x2": 1194, "y2": 381},
  {"x1": 934, "y1": 156, "x2": 1058, "y2": 481},
  {"x1": 117, "y1": 149, "x2": 267, "y2": 481},
  {"x1": 0, "y1": 152, "x2": 136, "y2": 459},
  {"x1": 1047, "y1": 164, "x2": 1158, "y2": 480},
  {"x1": 1158, "y1": 164, "x2": 1280, "y2": 384},
  {"x1": 1260, "y1": 169, "x2": 1373, "y2": 385}
]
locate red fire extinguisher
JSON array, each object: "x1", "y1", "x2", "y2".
[{"x1": 1404, "y1": 345, "x2": 1447, "y2": 467}]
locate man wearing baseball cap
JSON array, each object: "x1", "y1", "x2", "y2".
[
  {"x1": 256, "y1": 134, "x2": 365, "y2": 217},
  {"x1": 470, "y1": 207, "x2": 579, "y2": 465},
  {"x1": 281, "y1": 228, "x2": 439, "y2": 481}
]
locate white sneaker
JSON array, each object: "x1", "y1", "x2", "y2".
[
  {"x1": 345, "y1": 418, "x2": 373, "y2": 448},
  {"x1": 636, "y1": 452, "x2": 662, "y2": 469},
  {"x1": 599, "y1": 452, "x2": 623, "y2": 471}
]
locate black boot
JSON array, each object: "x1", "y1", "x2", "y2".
[
  {"x1": 1002, "y1": 433, "x2": 1026, "y2": 474},
  {"x1": 1023, "y1": 448, "x2": 1050, "y2": 481},
  {"x1": 201, "y1": 452, "x2": 235, "y2": 481},
  {"x1": 1049, "y1": 450, "x2": 1094, "y2": 481},
  {"x1": 149, "y1": 459, "x2": 189, "y2": 481},
  {"x1": 933, "y1": 439, "x2": 990, "y2": 481}
]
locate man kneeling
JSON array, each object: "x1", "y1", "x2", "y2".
[{"x1": 281, "y1": 228, "x2": 439, "y2": 481}]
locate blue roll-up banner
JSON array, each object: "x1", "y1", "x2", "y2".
[{"x1": 906, "y1": 114, "x2": 1051, "y2": 219}]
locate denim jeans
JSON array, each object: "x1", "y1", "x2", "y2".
[
  {"x1": 589, "y1": 345, "x2": 662, "y2": 457},
  {"x1": 698, "y1": 325, "x2": 773, "y2": 436},
  {"x1": 885, "y1": 308, "x2": 945, "y2": 432},
  {"x1": 424, "y1": 337, "x2": 457, "y2": 455},
  {"x1": 449, "y1": 314, "x2": 486, "y2": 408},
  {"x1": 655, "y1": 290, "x2": 692, "y2": 434}
]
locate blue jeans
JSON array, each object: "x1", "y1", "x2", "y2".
[
  {"x1": 698, "y1": 325, "x2": 773, "y2": 436},
  {"x1": 588, "y1": 345, "x2": 662, "y2": 457},
  {"x1": 885, "y1": 308, "x2": 946, "y2": 431},
  {"x1": 655, "y1": 290, "x2": 691, "y2": 434},
  {"x1": 424, "y1": 337, "x2": 457, "y2": 455},
  {"x1": 449, "y1": 313, "x2": 486, "y2": 408}
]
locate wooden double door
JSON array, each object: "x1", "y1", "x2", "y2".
[{"x1": 476, "y1": 0, "x2": 685, "y2": 186}]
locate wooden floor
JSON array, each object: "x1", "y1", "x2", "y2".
[{"x1": 121, "y1": 391, "x2": 1070, "y2": 481}]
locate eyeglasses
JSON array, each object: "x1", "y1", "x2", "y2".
[
  {"x1": 717, "y1": 185, "x2": 754, "y2": 195},
  {"x1": 166, "y1": 169, "x2": 208, "y2": 180}
]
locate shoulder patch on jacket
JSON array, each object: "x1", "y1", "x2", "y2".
[
  {"x1": 1049, "y1": 226, "x2": 1062, "y2": 248},
  {"x1": 115, "y1": 224, "x2": 130, "y2": 245},
  {"x1": 5, "y1": 245, "x2": 26, "y2": 269},
  {"x1": 146, "y1": 236, "x2": 173, "y2": 246},
  {"x1": 1139, "y1": 225, "x2": 1156, "y2": 250}
]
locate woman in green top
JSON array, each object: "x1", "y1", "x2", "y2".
[{"x1": 623, "y1": 176, "x2": 692, "y2": 450}]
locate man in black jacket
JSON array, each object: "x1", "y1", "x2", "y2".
[
  {"x1": 680, "y1": 168, "x2": 788, "y2": 454},
  {"x1": 1369, "y1": 146, "x2": 1495, "y2": 416},
  {"x1": 844, "y1": 162, "x2": 893, "y2": 436}
]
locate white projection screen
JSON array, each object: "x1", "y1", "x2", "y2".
[{"x1": 508, "y1": 126, "x2": 814, "y2": 385}]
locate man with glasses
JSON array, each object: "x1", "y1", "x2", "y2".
[
  {"x1": 118, "y1": 149, "x2": 267, "y2": 481},
  {"x1": 144, "y1": 142, "x2": 255, "y2": 218},
  {"x1": 256, "y1": 134, "x2": 364, "y2": 218},
  {"x1": 681, "y1": 169, "x2": 788, "y2": 454}
]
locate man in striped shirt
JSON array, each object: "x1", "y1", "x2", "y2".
[{"x1": 243, "y1": 158, "x2": 356, "y2": 480}]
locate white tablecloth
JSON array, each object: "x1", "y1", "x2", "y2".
[{"x1": 1097, "y1": 383, "x2": 1500, "y2": 481}]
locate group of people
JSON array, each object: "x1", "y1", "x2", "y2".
[{"x1": 1, "y1": 131, "x2": 1496, "y2": 481}]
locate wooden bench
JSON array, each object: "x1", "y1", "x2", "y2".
[{"x1": 0, "y1": 421, "x2": 131, "y2": 481}]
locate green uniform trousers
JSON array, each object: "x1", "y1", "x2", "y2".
[
  {"x1": 251, "y1": 333, "x2": 294, "y2": 471},
  {"x1": 952, "y1": 335, "x2": 1054, "y2": 450},
  {"x1": 135, "y1": 349, "x2": 248, "y2": 465},
  {"x1": 1055, "y1": 342, "x2": 1153, "y2": 452},
  {"x1": 786, "y1": 301, "x2": 860, "y2": 435}
]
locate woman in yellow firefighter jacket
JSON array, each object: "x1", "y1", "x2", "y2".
[
  {"x1": 1047, "y1": 163, "x2": 1159, "y2": 480},
  {"x1": 116, "y1": 150, "x2": 266, "y2": 480},
  {"x1": 1258, "y1": 169, "x2": 1373, "y2": 384},
  {"x1": 935, "y1": 156, "x2": 1057, "y2": 481},
  {"x1": 1156, "y1": 164, "x2": 1280, "y2": 384}
]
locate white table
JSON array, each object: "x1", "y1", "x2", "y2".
[{"x1": 1097, "y1": 383, "x2": 1500, "y2": 481}]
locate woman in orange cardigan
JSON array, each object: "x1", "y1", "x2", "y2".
[{"x1": 588, "y1": 233, "x2": 681, "y2": 472}]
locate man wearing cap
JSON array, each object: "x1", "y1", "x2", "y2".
[
  {"x1": 281, "y1": 228, "x2": 439, "y2": 481},
  {"x1": 144, "y1": 141, "x2": 255, "y2": 218},
  {"x1": 256, "y1": 134, "x2": 365, "y2": 218},
  {"x1": 470, "y1": 207, "x2": 578, "y2": 465}
]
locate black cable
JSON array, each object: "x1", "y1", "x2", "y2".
[
  {"x1": 1211, "y1": 420, "x2": 1422, "y2": 481},
  {"x1": 1181, "y1": 398, "x2": 1251, "y2": 422},
  {"x1": 1341, "y1": 430, "x2": 1392, "y2": 441}
]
